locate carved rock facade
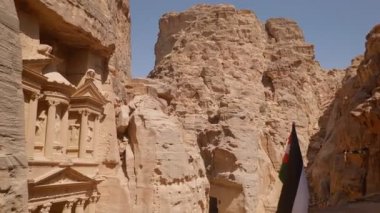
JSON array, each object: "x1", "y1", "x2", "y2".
[{"x1": 0, "y1": 0, "x2": 131, "y2": 212}]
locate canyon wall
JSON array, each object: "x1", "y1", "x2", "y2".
[
  {"x1": 309, "y1": 24, "x2": 380, "y2": 209},
  {"x1": 0, "y1": 0, "x2": 28, "y2": 212},
  {"x1": 147, "y1": 4, "x2": 344, "y2": 212},
  {"x1": 2, "y1": 1, "x2": 380, "y2": 212}
]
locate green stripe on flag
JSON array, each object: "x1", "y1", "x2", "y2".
[{"x1": 279, "y1": 163, "x2": 287, "y2": 183}]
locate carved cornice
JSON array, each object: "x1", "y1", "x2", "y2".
[
  {"x1": 44, "y1": 92, "x2": 70, "y2": 105},
  {"x1": 43, "y1": 82, "x2": 76, "y2": 97},
  {"x1": 22, "y1": 66, "x2": 48, "y2": 93},
  {"x1": 23, "y1": 58, "x2": 52, "y2": 74}
]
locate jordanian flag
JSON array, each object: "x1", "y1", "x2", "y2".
[{"x1": 277, "y1": 123, "x2": 309, "y2": 213}]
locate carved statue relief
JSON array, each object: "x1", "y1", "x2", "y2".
[
  {"x1": 53, "y1": 107, "x2": 65, "y2": 155},
  {"x1": 54, "y1": 112, "x2": 61, "y2": 143},
  {"x1": 87, "y1": 118, "x2": 94, "y2": 144},
  {"x1": 67, "y1": 112, "x2": 80, "y2": 158},
  {"x1": 85, "y1": 116, "x2": 96, "y2": 158},
  {"x1": 69, "y1": 123, "x2": 80, "y2": 147},
  {"x1": 35, "y1": 110, "x2": 47, "y2": 144},
  {"x1": 37, "y1": 44, "x2": 53, "y2": 57}
]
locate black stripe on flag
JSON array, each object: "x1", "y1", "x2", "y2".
[{"x1": 277, "y1": 123, "x2": 304, "y2": 213}]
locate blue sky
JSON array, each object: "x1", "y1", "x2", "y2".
[{"x1": 130, "y1": 0, "x2": 380, "y2": 77}]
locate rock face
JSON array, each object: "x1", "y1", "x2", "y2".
[
  {"x1": 0, "y1": 1, "x2": 28, "y2": 212},
  {"x1": 309, "y1": 24, "x2": 380, "y2": 208},
  {"x1": 149, "y1": 4, "x2": 344, "y2": 212},
  {"x1": 0, "y1": 0, "x2": 131, "y2": 212},
  {"x1": 124, "y1": 84, "x2": 209, "y2": 212},
  {"x1": 3, "y1": 0, "x2": 380, "y2": 212}
]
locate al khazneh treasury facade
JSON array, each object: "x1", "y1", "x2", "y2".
[{"x1": 14, "y1": 1, "x2": 130, "y2": 212}]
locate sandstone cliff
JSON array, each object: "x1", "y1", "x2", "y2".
[
  {"x1": 145, "y1": 4, "x2": 344, "y2": 212},
  {"x1": 309, "y1": 24, "x2": 380, "y2": 208},
  {"x1": 126, "y1": 86, "x2": 209, "y2": 212},
  {"x1": 0, "y1": 1, "x2": 28, "y2": 212},
  {"x1": 3, "y1": 1, "x2": 380, "y2": 212}
]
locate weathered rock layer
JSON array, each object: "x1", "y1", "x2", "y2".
[
  {"x1": 148, "y1": 4, "x2": 344, "y2": 212},
  {"x1": 0, "y1": 1, "x2": 28, "y2": 212},
  {"x1": 3, "y1": 1, "x2": 380, "y2": 212},
  {"x1": 309, "y1": 24, "x2": 380, "y2": 209}
]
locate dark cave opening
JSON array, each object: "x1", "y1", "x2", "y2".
[{"x1": 209, "y1": 196, "x2": 218, "y2": 213}]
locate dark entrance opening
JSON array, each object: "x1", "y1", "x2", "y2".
[
  {"x1": 209, "y1": 196, "x2": 218, "y2": 213},
  {"x1": 49, "y1": 201, "x2": 65, "y2": 212}
]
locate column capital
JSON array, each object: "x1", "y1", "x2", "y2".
[
  {"x1": 79, "y1": 109, "x2": 90, "y2": 116},
  {"x1": 30, "y1": 93, "x2": 43, "y2": 101},
  {"x1": 42, "y1": 202, "x2": 52, "y2": 208},
  {"x1": 76, "y1": 198, "x2": 86, "y2": 206},
  {"x1": 47, "y1": 99, "x2": 60, "y2": 106},
  {"x1": 40, "y1": 202, "x2": 52, "y2": 213},
  {"x1": 28, "y1": 206, "x2": 38, "y2": 213},
  {"x1": 65, "y1": 199, "x2": 75, "y2": 207},
  {"x1": 63, "y1": 199, "x2": 75, "y2": 213},
  {"x1": 90, "y1": 196, "x2": 99, "y2": 203}
]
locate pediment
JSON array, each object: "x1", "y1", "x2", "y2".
[
  {"x1": 30, "y1": 167, "x2": 96, "y2": 187},
  {"x1": 71, "y1": 81, "x2": 107, "y2": 106}
]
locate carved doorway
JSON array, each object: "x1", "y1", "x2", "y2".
[
  {"x1": 49, "y1": 201, "x2": 65, "y2": 212},
  {"x1": 209, "y1": 196, "x2": 218, "y2": 213}
]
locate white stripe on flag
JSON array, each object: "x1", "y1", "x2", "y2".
[{"x1": 292, "y1": 167, "x2": 309, "y2": 213}]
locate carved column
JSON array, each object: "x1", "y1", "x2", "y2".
[
  {"x1": 75, "y1": 198, "x2": 85, "y2": 213},
  {"x1": 61, "y1": 106, "x2": 69, "y2": 156},
  {"x1": 44, "y1": 99, "x2": 58, "y2": 158},
  {"x1": 39, "y1": 203, "x2": 51, "y2": 213},
  {"x1": 62, "y1": 200, "x2": 74, "y2": 213},
  {"x1": 93, "y1": 115, "x2": 100, "y2": 159},
  {"x1": 27, "y1": 93, "x2": 39, "y2": 159},
  {"x1": 87, "y1": 196, "x2": 97, "y2": 213},
  {"x1": 79, "y1": 110, "x2": 89, "y2": 158}
]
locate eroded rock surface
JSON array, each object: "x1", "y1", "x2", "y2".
[
  {"x1": 124, "y1": 85, "x2": 209, "y2": 212},
  {"x1": 309, "y1": 24, "x2": 380, "y2": 208},
  {"x1": 149, "y1": 4, "x2": 344, "y2": 212},
  {"x1": 3, "y1": 0, "x2": 380, "y2": 212}
]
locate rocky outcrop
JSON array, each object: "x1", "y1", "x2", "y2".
[
  {"x1": 0, "y1": 0, "x2": 28, "y2": 212},
  {"x1": 309, "y1": 24, "x2": 380, "y2": 208},
  {"x1": 123, "y1": 83, "x2": 209, "y2": 212},
  {"x1": 149, "y1": 4, "x2": 344, "y2": 212}
]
